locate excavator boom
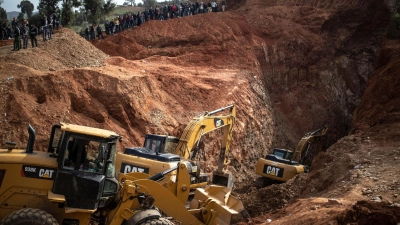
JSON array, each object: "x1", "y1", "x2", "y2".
[
  {"x1": 291, "y1": 126, "x2": 328, "y2": 163},
  {"x1": 173, "y1": 104, "x2": 236, "y2": 162},
  {"x1": 116, "y1": 105, "x2": 237, "y2": 188}
]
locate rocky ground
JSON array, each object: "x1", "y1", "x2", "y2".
[{"x1": 0, "y1": 0, "x2": 400, "y2": 224}]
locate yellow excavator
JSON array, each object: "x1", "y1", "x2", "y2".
[
  {"x1": 116, "y1": 104, "x2": 236, "y2": 188},
  {"x1": 0, "y1": 122, "x2": 244, "y2": 225},
  {"x1": 255, "y1": 126, "x2": 328, "y2": 187}
]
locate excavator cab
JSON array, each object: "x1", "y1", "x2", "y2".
[
  {"x1": 143, "y1": 134, "x2": 180, "y2": 154},
  {"x1": 272, "y1": 148, "x2": 294, "y2": 160}
]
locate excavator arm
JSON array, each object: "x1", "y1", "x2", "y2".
[
  {"x1": 291, "y1": 126, "x2": 328, "y2": 163},
  {"x1": 172, "y1": 105, "x2": 236, "y2": 168},
  {"x1": 171, "y1": 105, "x2": 236, "y2": 188}
]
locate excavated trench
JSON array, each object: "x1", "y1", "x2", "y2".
[{"x1": 0, "y1": 0, "x2": 397, "y2": 223}]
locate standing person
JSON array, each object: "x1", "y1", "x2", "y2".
[
  {"x1": 12, "y1": 24, "x2": 21, "y2": 51},
  {"x1": 222, "y1": 1, "x2": 226, "y2": 12},
  {"x1": 199, "y1": 2, "x2": 204, "y2": 14},
  {"x1": 149, "y1": 7, "x2": 154, "y2": 20},
  {"x1": 104, "y1": 20, "x2": 110, "y2": 35},
  {"x1": 30, "y1": 23, "x2": 38, "y2": 48},
  {"x1": 114, "y1": 17, "x2": 119, "y2": 33},
  {"x1": 1, "y1": 21, "x2": 8, "y2": 40},
  {"x1": 84, "y1": 26, "x2": 89, "y2": 40},
  {"x1": 11, "y1": 18, "x2": 17, "y2": 33},
  {"x1": 52, "y1": 13, "x2": 58, "y2": 30},
  {"x1": 96, "y1": 24, "x2": 104, "y2": 40},
  {"x1": 41, "y1": 15, "x2": 48, "y2": 41},
  {"x1": 90, "y1": 24, "x2": 95, "y2": 40},
  {"x1": 22, "y1": 23, "x2": 29, "y2": 49},
  {"x1": 109, "y1": 20, "x2": 115, "y2": 35},
  {"x1": 47, "y1": 14, "x2": 53, "y2": 40}
]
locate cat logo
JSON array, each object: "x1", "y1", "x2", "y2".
[
  {"x1": 214, "y1": 118, "x2": 224, "y2": 128},
  {"x1": 39, "y1": 169, "x2": 54, "y2": 179},
  {"x1": 21, "y1": 165, "x2": 57, "y2": 180},
  {"x1": 121, "y1": 163, "x2": 149, "y2": 174},
  {"x1": 263, "y1": 165, "x2": 284, "y2": 178}
]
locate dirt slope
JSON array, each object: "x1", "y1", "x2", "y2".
[{"x1": 0, "y1": 0, "x2": 399, "y2": 224}]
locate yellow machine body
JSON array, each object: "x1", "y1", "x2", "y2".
[
  {"x1": 0, "y1": 122, "x2": 121, "y2": 224},
  {"x1": 0, "y1": 122, "x2": 245, "y2": 225},
  {"x1": 255, "y1": 159, "x2": 306, "y2": 182},
  {"x1": 117, "y1": 105, "x2": 237, "y2": 188},
  {"x1": 108, "y1": 162, "x2": 244, "y2": 225},
  {"x1": 115, "y1": 152, "x2": 179, "y2": 184},
  {"x1": 255, "y1": 126, "x2": 328, "y2": 183}
]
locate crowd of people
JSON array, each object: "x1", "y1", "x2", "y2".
[
  {"x1": 82, "y1": 1, "x2": 227, "y2": 40},
  {"x1": 1, "y1": 13, "x2": 60, "y2": 50},
  {"x1": 3, "y1": 1, "x2": 227, "y2": 45}
]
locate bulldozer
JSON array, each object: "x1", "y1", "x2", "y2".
[
  {"x1": 0, "y1": 122, "x2": 244, "y2": 225},
  {"x1": 254, "y1": 126, "x2": 328, "y2": 187},
  {"x1": 116, "y1": 104, "x2": 236, "y2": 189}
]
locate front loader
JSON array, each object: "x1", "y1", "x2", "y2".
[{"x1": 0, "y1": 122, "x2": 244, "y2": 225}]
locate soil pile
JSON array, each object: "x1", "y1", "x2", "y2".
[{"x1": 0, "y1": 0, "x2": 399, "y2": 224}]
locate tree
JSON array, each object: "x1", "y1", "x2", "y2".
[
  {"x1": 37, "y1": 0, "x2": 61, "y2": 16},
  {"x1": 28, "y1": 13, "x2": 43, "y2": 27},
  {"x1": 0, "y1": 0, "x2": 3, "y2": 6},
  {"x1": 61, "y1": 0, "x2": 81, "y2": 26},
  {"x1": 142, "y1": 0, "x2": 156, "y2": 9},
  {"x1": 0, "y1": 7, "x2": 6, "y2": 24},
  {"x1": 128, "y1": 0, "x2": 135, "y2": 6},
  {"x1": 18, "y1": 0, "x2": 35, "y2": 18},
  {"x1": 17, "y1": 12, "x2": 24, "y2": 20},
  {"x1": 83, "y1": 0, "x2": 115, "y2": 23}
]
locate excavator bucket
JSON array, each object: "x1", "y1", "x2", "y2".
[{"x1": 190, "y1": 185, "x2": 245, "y2": 225}]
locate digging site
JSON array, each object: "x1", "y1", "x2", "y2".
[{"x1": 0, "y1": 0, "x2": 400, "y2": 224}]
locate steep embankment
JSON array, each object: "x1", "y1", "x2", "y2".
[
  {"x1": 0, "y1": 28, "x2": 276, "y2": 184},
  {"x1": 0, "y1": 0, "x2": 399, "y2": 224}
]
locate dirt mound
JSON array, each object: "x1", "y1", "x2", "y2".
[
  {"x1": 0, "y1": 28, "x2": 107, "y2": 72},
  {"x1": 0, "y1": 0, "x2": 398, "y2": 224},
  {"x1": 235, "y1": 174, "x2": 308, "y2": 217},
  {"x1": 93, "y1": 12, "x2": 253, "y2": 69},
  {"x1": 337, "y1": 200, "x2": 400, "y2": 225}
]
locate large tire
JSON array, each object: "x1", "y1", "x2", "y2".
[
  {"x1": 0, "y1": 208, "x2": 59, "y2": 225},
  {"x1": 123, "y1": 217, "x2": 174, "y2": 225},
  {"x1": 138, "y1": 218, "x2": 174, "y2": 225}
]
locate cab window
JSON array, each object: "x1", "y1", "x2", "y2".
[
  {"x1": 144, "y1": 139, "x2": 161, "y2": 153},
  {"x1": 63, "y1": 137, "x2": 105, "y2": 173}
]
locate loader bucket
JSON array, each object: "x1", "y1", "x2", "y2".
[
  {"x1": 189, "y1": 185, "x2": 245, "y2": 225},
  {"x1": 212, "y1": 170, "x2": 234, "y2": 189}
]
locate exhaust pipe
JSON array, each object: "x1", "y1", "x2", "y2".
[{"x1": 26, "y1": 125, "x2": 35, "y2": 154}]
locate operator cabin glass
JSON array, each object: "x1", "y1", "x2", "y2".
[
  {"x1": 273, "y1": 150, "x2": 286, "y2": 159},
  {"x1": 63, "y1": 137, "x2": 106, "y2": 174},
  {"x1": 144, "y1": 138, "x2": 161, "y2": 152},
  {"x1": 106, "y1": 142, "x2": 116, "y2": 178}
]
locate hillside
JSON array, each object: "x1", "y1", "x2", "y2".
[{"x1": 0, "y1": 0, "x2": 399, "y2": 224}]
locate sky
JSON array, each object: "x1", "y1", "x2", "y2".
[{"x1": 1, "y1": 0, "x2": 134, "y2": 12}]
